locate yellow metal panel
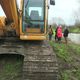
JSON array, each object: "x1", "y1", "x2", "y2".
[
  {"x1": 26, "y1": 28, "x2": 41, "y2": 33},
  {"x1": 0, "y1": 17, "x2": 5, "y2": 27},
  {"x1": 19, "y1": 0, "x2": 23, "y2": 35},
  {"x1": 10, "y1": 0, "x2": 19, "y2": 35},
  {"x1": 0, "y1": 17, "x2": 5, "y2": 36},
  {"x1": 20, "y1": 35, "x2": 46, "y2": 40},
  {"x1": 0, "y1": 0, "x2": 18, "y2": 23},
  {"x1": 0, "y1": 19, "x2": 4, "y2": 27},
  {"x1": 45, "y1": 0, "x2": 48, "y2": 34}
]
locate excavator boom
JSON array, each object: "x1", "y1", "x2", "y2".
[{"x1": 0, "y1": 0, "x2": 19, "y2": 35}]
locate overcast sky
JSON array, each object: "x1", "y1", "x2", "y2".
[
  {"x1": 0, "y1": 0, "x2": 80, "y2": 25},
  {"x1": 48, "y1": 0, "x2": 79, "y2": 25}
]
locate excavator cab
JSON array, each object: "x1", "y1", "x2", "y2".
[
  {"x1": 20, "y1": 0, "x2": 47, "y2": 40},
  {"x1": 23, "y1": 0, "x2": 44, "y2": 33},
  {"x1": 20, "y1": 0, "x2": 55, "y2": 40}
]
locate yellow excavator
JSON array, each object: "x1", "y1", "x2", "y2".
[
  {"x1": 0, "y1": 0, "x2": 55, "y2": 40},
  {"x1": 0, "y1": 0, "x2": 58, "y2": 80}
]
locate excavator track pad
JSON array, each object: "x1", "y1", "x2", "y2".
[{"x1": 0, "y1": 39, "x2": 58, "y2": 80}]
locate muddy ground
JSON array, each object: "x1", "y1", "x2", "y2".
[
  {"x1": 51, "y1": 40, "x2": 80, "y2": 80},
  {"x1": 0, "y1": 39, "x2": 80, "y2": 80}
]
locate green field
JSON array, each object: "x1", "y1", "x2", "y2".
[
  {"x1": 69, "y1": 27, "x2": 80, "y2": 33},
  {"x1": 50, "y1": 41, "x2": 80, "y2": 80}
]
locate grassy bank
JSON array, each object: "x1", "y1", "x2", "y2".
[
  {"x1": 69, "y1": 27, "x2": 80, "y2": 33},
  {"x1": 50, "y1": 41, "x2": 80, "y2": 80}
]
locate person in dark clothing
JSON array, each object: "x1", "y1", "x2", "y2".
[
  {"x1": 48, "y1": 25, "x2": 53, "y2": 41},
  {"x1": 55, "y1": 27, "x2": 58, "y2": 41},
  {"x1": 63, "y1": 27, "x2": 69, "y2": 44}
]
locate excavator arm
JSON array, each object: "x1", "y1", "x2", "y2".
[{"x1": 0, "y1": 0, "x2": 19, "y2": 36}]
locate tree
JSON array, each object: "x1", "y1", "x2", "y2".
[{"x1": 73, "y1": 1, "x2": 80, "y2": 29}]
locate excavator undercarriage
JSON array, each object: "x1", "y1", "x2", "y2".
[{"x1": 0, "y1": 39, "x2": 58, "y2": 80}]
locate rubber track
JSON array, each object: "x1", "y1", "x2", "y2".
[{"x1": 0, "y1": 39, "x2": 58, "y2": 80}]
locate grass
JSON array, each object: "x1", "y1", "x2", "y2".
[
  {"x1": 50, "y1": 41, "x2": 80, "y2": 80},
  {"x1": 50, "y1": 41, "x2": 71, "y2": 62},
  {"x1": 0, "y1": 55, "x2": 23, "y2": 80},
  {"x1": 69, "y1": 27, "x2": 80, "y2": 33}
]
